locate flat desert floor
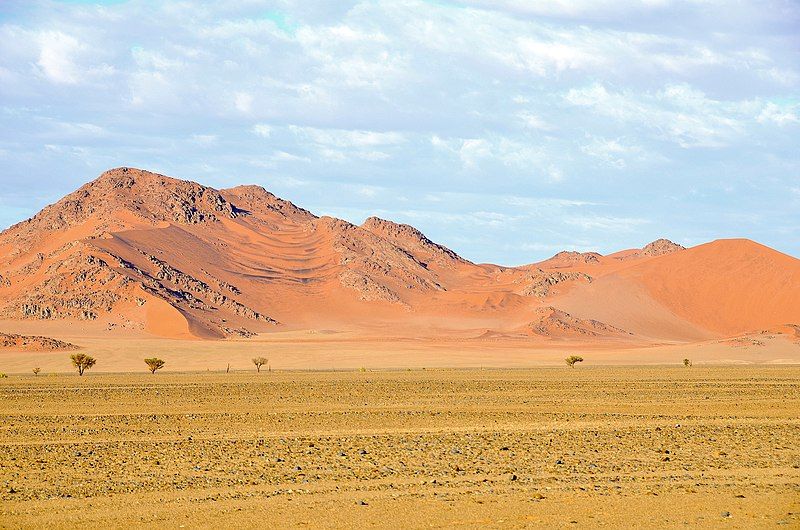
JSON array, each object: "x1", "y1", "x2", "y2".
[{"x1": 1, "y1": 367, "x2": 799, "y2": 529}]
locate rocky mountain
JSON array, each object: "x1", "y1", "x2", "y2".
[{"x1": 1, "y1": 167, "x2": 799, "y2": 343}]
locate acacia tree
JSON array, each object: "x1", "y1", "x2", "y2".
[
  {"x1": 565, "y1": 355, "x2": 584, "y2": 368},
  {"x1": 252, "y1": 357, "x2": 268, "y2": 373},
  {"x1": 145, "y1": 358, "x2": 165, "y2": 374},
  {"x1": 71, "y1": 353, "x2": 96, "y2": 376}
]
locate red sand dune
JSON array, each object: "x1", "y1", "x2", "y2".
[{"x1": 1, "y1": 167, "x2": 799, "y2": 348}]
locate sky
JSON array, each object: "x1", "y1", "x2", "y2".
[{"x1": 0, "y1": 0, "x2": 798, "y2": 265}]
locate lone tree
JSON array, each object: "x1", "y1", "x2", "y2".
[
  {"x1": 71, "y1": 353, "x2": 96, "y2": 376},
  {"x1": 565, "y1": 355, "x2": 584, "y2": 368},
  {"x1": 252, "y1": 357, "x2": 268, "y2": 373},
  {"x1": 683, "y1": 358, "x2": 692, "y2": 367},
  {"x1": 32, "y1": 367, "x2": 41, "y2": 376},
  {"x1": 145, "y1": 358, "x2": 165, "y2": 374}
]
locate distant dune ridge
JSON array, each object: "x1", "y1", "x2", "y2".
[{"x1": 1, "y1": 167, "x2": 799, "y2": 345}]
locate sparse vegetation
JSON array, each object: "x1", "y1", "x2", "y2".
[
  {"x1": 252, "y1": 357, "x2": 268, "y2": 373},
  {"x1": 70, "y1": 353, "x2": 96, "y2": 376},
  {"x1": 32, "y1": 367, "x2": 41, "y2": 376},
  {"x1": 683, "y1": 358, "x2": 692, "y2": 367},
  {"x1": 144, "y1": 358, "x2": 165, "y2": 374},
  {"x1": 0, "y1": 373, "x2": 7, "y2": 379},
  {"x1": 565, "y1": 355, "x2": 584, "y2": 368}
]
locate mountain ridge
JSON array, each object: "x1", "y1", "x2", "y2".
[{"x1": 1, "y1": 167, "x2": 798, "y2": 344}]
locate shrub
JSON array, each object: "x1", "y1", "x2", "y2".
[
  {"x1": 252, "y1": 357, "x2": 268, "y2": 373},
  {"x1": 70, "y1": 353, "x2": 96, "y2": 376},
  {"x1": 0, "y1": 373, "x2": 7, "y2": 379},
  {"x1": 145, "y1": 358, "x2": 165, "y2": 374},
  {"x1": 683, "y1": 358, "x2": 692, "y2": 367},
  {"x1": 565, "y1": 355, "x2": 584, "y2": 368},
  {"x1": 32, "y1": 367, "x2": 41, "y2": 376}
]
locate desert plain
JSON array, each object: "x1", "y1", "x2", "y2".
[{"x1": 1, "y1": 366, "x2": 798, "y2": 529}]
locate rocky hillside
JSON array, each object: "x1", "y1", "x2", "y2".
[{"x1": 1, "y1": 167, "x2": 798, "y2": 343}]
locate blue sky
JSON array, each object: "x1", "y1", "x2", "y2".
[{"x1": 0, "y1": 0, "x2": 798, "y2": 264}]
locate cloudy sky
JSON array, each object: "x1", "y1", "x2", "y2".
[{"x1": 0, "y1": 0, "x2": 798, "y2": 264}]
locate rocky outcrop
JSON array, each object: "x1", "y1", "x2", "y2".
[
  {"x1": 221, "y1": 185, "x2": 315, "y2": 223},
  {"x1": 539, "y1": 251, "x2": 602, "y2": 268},
  {"x1": 134, "y1": 253, "x2": 277, "y2": 324},
  {"x1": 339, "y1": 270, "x2": 403, "y2": 304},
  {"x1": 0, "y1": 332, "x2": 79, "y2": 351},
  {"x1": 324, "y1": 217, "x2": 444, "y2": 303},
  {"x1": 3, "y1": 168, "x2": 239, "y2": 254},
  {"x1": 361, "y1": 216, "x2": 467, "y2": 266},
  {"x1": 519, "y1": 268, "x2": 592, "y2": 297},
  {"x1": 525, "y1": 306, "x2": 631, "y2": 337},
  {"x1": 640, "y1": 239, "x2": 685, "y2": 257},
  {"x1": 2, "y1": 250, "x2": 126, "y2": 321}
]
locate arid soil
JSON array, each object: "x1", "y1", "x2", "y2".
[{"x1": 1, "y1": 367, "x2": 798, "y2": 528}]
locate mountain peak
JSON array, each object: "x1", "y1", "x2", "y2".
[
  {"x1": 640, "y1": 238, "x2": 685, "y2": 257},
  {"x1": 81, "y1": 168, "x2": 238, "y2": 226},
  {"x1": 361, "y1": 216, "x2": 466, "y2": 265}
]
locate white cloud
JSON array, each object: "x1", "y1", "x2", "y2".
[
  {"x1": 190, "y1": 134, "x2": 217, "y2": 145},
  {"x1": 565, "y1": 215, "x2": 650, "y2": 232},
  {"x1": 757, "y1": 102, "x2": 799, "y2": 126},
  {"x1": 356, "y1": 185, "x2": 379, "y2": 198},
  {"x1": 252, "y1": 124, "x2": 272, "y2": 137},
  {"x1": 131, "y1": 47, "x2": 183, "y2": 71},
  {"x1": 431, "y1": 134, "x2": 565, "y2": 180},
  {"x1": 564, "y1": 83, "x2": 756, "y2": 148},
  {"x1": 459, "y1": 0, "x2": 685, "y2": 19},
  {"x1": 36, "y1": 31, "x2": 83, "y2": 84},
  {"x1": 271, "y1": 151, "x2": 309, "y2": 163},
  {"x1": 518, "y1": 112, "x2": 551, "y2": 130},
  {"x1": 581, "y1": 136, "x2": 644, "y2": 168},
  {"x1": 289, "y1": 126, "x2": 405, "y2": 148},
  {"x1": 234, "y1": 92, "x2": 253, "y2": 113}
]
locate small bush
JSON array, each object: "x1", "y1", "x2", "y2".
[
  {"x1": 0, "y1": 373, "x2": 7, "y2": 379},
  {"x1": 144, "y1": 358, "x2": 165, "y2": 374},
  {"x1": 70, "y1": 353, "x2": 96, "y2": 376},
  {"x1": 683, "y1": 358, "x2": 692, "y2": 367},
  {"x1": 32, "y1": 367, "x2": 41, "y2": 376},
  {"x1": 252, "y1": 357, "x2": 268, "y2": 373},
  {"x1": 565, "y1": 355, "x2": 584, "y2": 368}
]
